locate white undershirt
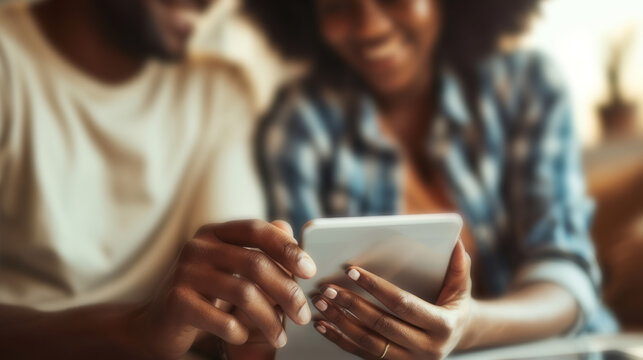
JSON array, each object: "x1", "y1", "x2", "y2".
[{"x1": 0, "y1": 3, "x2": 264, "y2": 311}]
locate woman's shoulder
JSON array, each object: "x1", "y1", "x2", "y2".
[{"x1": 482, "y1": 49, "x2": 569, "y2": 98}]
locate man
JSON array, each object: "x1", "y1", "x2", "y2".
[{"x1": 0, "y1": 0, "x2": 315, "y2": 358}]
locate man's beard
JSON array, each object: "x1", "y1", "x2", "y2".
[{"x1": 90, "y1": 0, "x2": 182, "y2": 62}]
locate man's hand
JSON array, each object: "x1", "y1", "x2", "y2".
[{"x1": 134, "y1": 219, "x2": 316, "y2": 359}]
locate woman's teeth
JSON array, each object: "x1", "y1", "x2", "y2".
[{"x1": 362, "y1": 41, "x2": 402, "y2": 61}]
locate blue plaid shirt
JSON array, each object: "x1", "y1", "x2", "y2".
[{"x1": 257, "y1": 51, "x2": 616, "y2": 333}]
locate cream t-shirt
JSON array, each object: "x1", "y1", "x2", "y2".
[{"x1": 0, "y1": 4, "x2": 264, "y2": 311}]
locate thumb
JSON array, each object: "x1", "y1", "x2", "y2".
[{"x1": 437, "y1": 240, "x2": 472, "y2": 306}]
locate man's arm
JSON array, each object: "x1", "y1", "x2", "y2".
[
  {"x1": 0, "y1": 304, "x2": 148, "y2": 359},
  {"x1": 0, "y1": 220, "x2": 317, "y2": 360}
]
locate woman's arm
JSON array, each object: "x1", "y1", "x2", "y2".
[
  {"x1": 462, "y1": 282, "x2": 578, "y2": 350},
  {"x1": 311, "y1": 241, "x2": 579, "y2": 360}
]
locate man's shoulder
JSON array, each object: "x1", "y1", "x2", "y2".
[
  {"x1": 181, "y1": 54, "x2": 253, "y2": 94},
  {"x1": 167, "y1": 54, "x2": 256, "y2": 111},
  {"x1": 0, "y1": 3, "x2": 25, "y2": 48},
  {"x1": 0, "y1": 3, "x2": 31, "y2": 45}
]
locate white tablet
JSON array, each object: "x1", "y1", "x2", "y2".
[{"x1": 277, "y1": 213, "x2": 463, "y2": 360}]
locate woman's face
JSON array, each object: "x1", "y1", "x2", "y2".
[{"x1": 316, "y1": 0, "x2": 442, "y2": 97}]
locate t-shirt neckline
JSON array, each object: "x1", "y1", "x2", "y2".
[{"x1": 19, "y1": 3, "x2": 159, "y2": 96}]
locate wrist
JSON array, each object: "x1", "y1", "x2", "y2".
[
  {"x1": 117, "y1": 304, "x2": 159, "y2": 359},
  {"x1": 458, "y1": 298, "x2": 482, "y2": 351}
]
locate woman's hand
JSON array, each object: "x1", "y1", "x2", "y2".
[{"x1": 312, "y1": 241, "x2": 476, "y2": 360}]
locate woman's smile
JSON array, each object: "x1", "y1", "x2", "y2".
[{"x1": 356, "y1": 36, "x2": 411, "y2": 75}]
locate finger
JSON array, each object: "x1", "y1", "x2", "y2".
[
  {"x1": 314, "y1": 321, "x2": 377, "y2": 360},
  {"x1": 201, "y1": 241, "x2": 310, "y2": 325},
  {"x1": 313, "y1": 297, "x2": 412, "y2": 359},
  {"x1": 436, "y1": 240, "x2": 472, "y2": 306},
  {"x1": 181, "y1": 265, "x2": 288, "y2": 348},
  {"x1": 197, "y1": 220, "x2": 316, "y2": 279},
  {"x1": 270, "y1": 220, "x2": 297, "y2": 276},
  {"x1": 271, "y1": 220, "x2": 295, "y2": 238},
  {"x1": 345, "y1": 266, "x2": 446, "y2": 330},
  {"x1": 171, "y1": 286, "x2": 248, "y2": 345},
  {"x1": 321, "y1": 285, "x2": 431, "y2": 351}
]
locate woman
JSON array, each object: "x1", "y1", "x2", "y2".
[{"x1": 246, "y1": 0, "x2": 617, "y2": 358}]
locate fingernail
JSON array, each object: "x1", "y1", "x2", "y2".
[
  {"x1": 298, "y1": 255, "x2": 317, "y2": 277},
  {"x1": 297, "y1": 304, "x2": 311, "y2": 323},
  {"x1": 347, "y1": 268, "x2": 360, "y2": 281},
  {"x1": 275, "y1": 329, "x2": 287, "y2": 348},
  {"x1": 315, "y1": 324, "x2": 327, "y2": 334},
  {"x1": 323, "y1": 287, "x2": 337, "y2": 300},
  {"x1": 315, "y1": 299, "x2": 328, "y2": 312}
]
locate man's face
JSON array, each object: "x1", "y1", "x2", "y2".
[{"x1": 93, "y1": 0, "x2": 213, "y2": 61}]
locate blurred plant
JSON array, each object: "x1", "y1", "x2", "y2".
[
  {"x1": 600, "y1": 29, "x2": 638, "y2": 139},
  {"x1": 607, "y1": 30, "x2": 635, "y2": 105}
]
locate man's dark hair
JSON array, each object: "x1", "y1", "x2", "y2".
[{"x1": 243, "y1": 0, "x2": 541, "y2": 86}]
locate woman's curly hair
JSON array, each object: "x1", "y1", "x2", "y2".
[{"x1": 243, "y1": 0, "x2": 541, "y2": 86}]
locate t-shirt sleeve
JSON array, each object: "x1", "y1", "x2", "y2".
[
  {"x1": 0, "y1": 44, "x2": 7, "y2": 142},
  {"x1": 0, "y1": 40, "x2": 10, "y2": 184},
  {"x1": 185, "y1": 64, "x2": 265, "y2": 236}
]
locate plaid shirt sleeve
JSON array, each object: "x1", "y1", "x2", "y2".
[{"x1": 506, "y1": 55, "x2": 603, "y2": 332}]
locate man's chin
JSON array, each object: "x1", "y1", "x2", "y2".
[
  {"x1": 146, "y1": 40, "x2": 189, "y2": 62},
  {"x1": 153, "y1": 48, "x2": 187, "y2": 63},
  {"x1": 151, "y1": 36, "x2": 190, "y2": 62}
]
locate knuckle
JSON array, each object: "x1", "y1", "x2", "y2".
[
  {"x1": 167, "y1": 286, "x2": 190, "y2": 308},
  {"x1": 354, "y1": 333, "x2": 376, "y2": 349},
  {"x1": 246, "y1": 251, "x2": 272, "y2": 274},
  {"x1": 363, "y1": 275, "x2": 378, "y2": 293},
  {"x1": 280, "y1": 241, "x2": 300, "y2": 263},
  {"x1": 236, "y1": 282, "x2": 259, "y2": 305},
  {"x1": 327, "y1": 308, "x2": 344, "y2": 324},
  {"x1": 287, "y1": 283, "x2": 306, "y2": 308},
  {"x1": 221, "y1": 318, "x2": 246, "y2": 344},
  {"x1": 325, "y1": 328, "x2": 340, "y2": 342},
  {"x1": 434, "y1": 315, "x2": 455, "y2": 338},
  {"x1": 443, "y1": 315, "x2": 456, "y2": 337},
  {"x1": 372, "y1": 314, "x2": 392, "y2": 334},
  {"x1": 247, "y1": 219, "x2": 267, "y2": 237},
  {"x1": 392, "y1": 293, "x2": 413, "y2": 317},
  {"x1": 339, "y1": 292, "x2": 358, "y2": 312},
  {"x1": 180, "y1": 238, "x2": 211, "y2": 262}
]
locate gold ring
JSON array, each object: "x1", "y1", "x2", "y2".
[{"x1": 379, "y1": 342, "x2": 390, "y2": 359}]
